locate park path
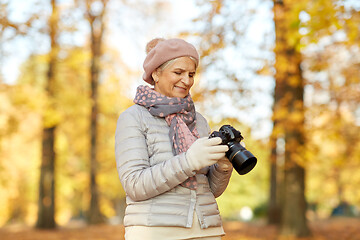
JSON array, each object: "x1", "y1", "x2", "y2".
[{"x1": 0, "y1": 217, "x2": 359, "y2": 240}]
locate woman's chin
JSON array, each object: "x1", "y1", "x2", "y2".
[
  {"x1": 172, "y1": 88, "x2": 188, "y2": 98},
  {"x1": 172, "y1": 93, "x2": 188, "y2": 98}
]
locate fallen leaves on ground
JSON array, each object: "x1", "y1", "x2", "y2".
[
  {"x1": 222, "y1": 217, "x2": 360, "y2": 240},
  {"x1": 0, "y1": 217, "x2": 359, "y2": 240}
]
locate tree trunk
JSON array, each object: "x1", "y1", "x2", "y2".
[
  {"x1": 267, "y1": 129, "x2": 281, "y2": 225},
  {"x1": 86, "y1": 0, "x2": 107, "y2": 224},
  {"x1": 36, "y1": 127, "x2": 56, "y2": 228},
  {"x1": 273, "y1": 0, "x2": 310, "y2": 237},
  {"x1": 36, "y1": 0, "x2": 58, "y2": 229}
]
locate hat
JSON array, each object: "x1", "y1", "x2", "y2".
[{"x1": 142, "y1": 38, "x2": 199, "y2": 84}]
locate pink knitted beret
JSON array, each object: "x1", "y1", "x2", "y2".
[{"x1": 142, "y1": 38, "x2": 199, "y2": 84}]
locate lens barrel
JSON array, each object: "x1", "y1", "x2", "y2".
[{"x1": 226, "y1": 143, "x2": 257, "y2": 175}]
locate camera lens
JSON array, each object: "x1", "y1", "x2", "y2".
[{"x1": 226, "y1": 143, "x2": 257, "y2": 175}]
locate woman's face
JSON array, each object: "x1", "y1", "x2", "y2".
[{"x1": 153, "y1": 57, "x2": 196, "y2": 98}]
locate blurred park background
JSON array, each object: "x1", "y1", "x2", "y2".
[{"x1": 1, "y1": 0, "x2": 360, "y2": 239}]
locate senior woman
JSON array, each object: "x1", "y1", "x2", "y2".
[{"x1": 115, "y1": 38, "x2": 233, "y2": 240}]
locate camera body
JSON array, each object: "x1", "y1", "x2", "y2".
[{"x1": 209, "y1": 125, "x2": 257, "y2": 175}]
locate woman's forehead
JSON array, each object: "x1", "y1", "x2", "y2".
[{"x1": 167, "y1": 57, "x2": 196, "y2": 71}]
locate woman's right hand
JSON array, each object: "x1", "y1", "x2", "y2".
[{"x1": 186, "y1": 137, "x2": 229, "y2": 171}]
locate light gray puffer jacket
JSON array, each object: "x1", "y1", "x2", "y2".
[{"x1": 115, "y1": 104, "x2": 232, "y2": 229}]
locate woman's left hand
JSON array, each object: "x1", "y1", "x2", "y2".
[{"x1": 216, "y1": 157, "x2": 233, "y2": 172}]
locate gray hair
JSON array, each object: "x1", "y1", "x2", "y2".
[{"x1": 158, "y1": 56, "x2": 198, "y2": 72}]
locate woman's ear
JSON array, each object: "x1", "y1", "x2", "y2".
[{"x1": 152, "y1": 71, "x2": 159, "y2": 83}]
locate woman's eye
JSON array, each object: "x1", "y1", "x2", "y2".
[{"x1": 174, "y1": 72, "x2": 181, "y2": 75}]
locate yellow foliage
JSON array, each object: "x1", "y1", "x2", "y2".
[{"x1": 43, "y1": 105, "x2": 62, "y2": 128}]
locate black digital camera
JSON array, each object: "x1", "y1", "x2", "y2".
[{"x1": 209, "y1": 125, "x2": 257, "y2": 175}]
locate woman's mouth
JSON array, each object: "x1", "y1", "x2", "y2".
[{"x1": 175, "y1": 86, "x2": 187, "y2": 92}]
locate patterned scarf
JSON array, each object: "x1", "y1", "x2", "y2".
[{"x1": 134, "y1": 85, "x2": 199, "y2": 189}]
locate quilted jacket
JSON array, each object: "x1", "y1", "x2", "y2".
[{"x1": 115, "y1": 104, "x2": 232, "y2": 229}]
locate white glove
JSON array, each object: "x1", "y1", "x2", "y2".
[{"x1": 186, "y1": 137, "x2": 229, "y2": 171}]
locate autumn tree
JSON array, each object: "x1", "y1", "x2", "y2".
[
  {"x1": 83, "y1": 0, "x2": 109, "y2": 224},
  {"x1": 0, "y1": 5, "x2": 46, "y2": 221},
  {"x1": 0, "y1": 2, "x2": 38, "y2": 224},
  {"x1": 36, "y1": 0, "x2": 60, "y2": 229},
  {"x1": 301, "y1": 0, "x2": 360, "y2": 214},
  {"x1": 271, "y1": 0, "x2": 310, "y2": 237}
]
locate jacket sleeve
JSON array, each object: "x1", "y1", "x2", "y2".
[
  {"x1": 207, "y1": 164, "x2": 233, "y2": 198},
  {"x1": 115, "y1": 108, "x2": 196, "y2": 202}
]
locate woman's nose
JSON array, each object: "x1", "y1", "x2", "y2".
[{"x1": 181, "y1": 75, "x2": 191, "y2": 85}]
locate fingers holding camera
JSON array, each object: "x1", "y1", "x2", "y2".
[
  {"x1": 206, "y1": 137, "x2": 229, "y2": 161},
  {"x1": 207, "y1": 136, "x2": 223, "y2": 145},
  {"x1": 186, "y1": 137, "x2": 229, "y2": 171},
  {"x1": 208, "y1": 144, "x2": 229, "y2": 154},
  {"x1": 207, "y1": 138, "x2": 232, "y2": 171}
]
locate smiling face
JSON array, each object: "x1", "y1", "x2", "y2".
[{"x1": 152, "y1": 57, "x2": 196, "y2": 98}]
